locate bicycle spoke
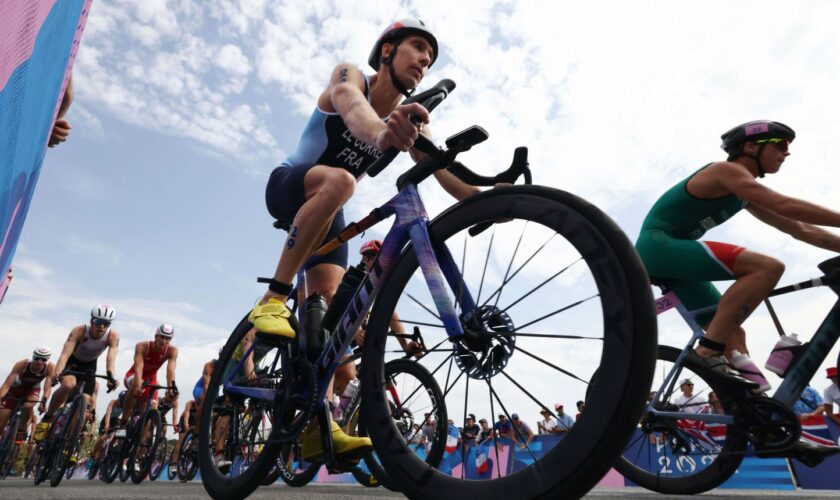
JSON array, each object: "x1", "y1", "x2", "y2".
[
  {"x1": 481, "y1": 231, "x2": 558, "y2": 309},
  {"x1": 461, "y1": 375, "x2": 470, "y2": 480},
  {"x1": 475, "y1": 226, "x2": 496, "y2": 306},
  {"x1": 398, "y1": 319, "x2": 445, "y2": 329},
  {"x1": 407, "y1": 293, "x2": 442, "y2": 321},
  {"x1": 498, "y1": 370, "x2": 554, "y2": 419},
  {"x1": 514, "y1": 294, "x2": 600, "y2": 331},
  {"x1": 484, "y1": 378, "x2": 538, "y2": 463},
  {"x1": 493, "y1": 221, "x2": 528, "y2": 310},
  {"x1": 513, "y1": 345, "x2": 590, "y2": 384},
  {"x1": 487, "y1": 376, "x2": 501, "y2": 478},
  {"x1": 499, "y1": 259, "x2": 584, "y2": 315}
]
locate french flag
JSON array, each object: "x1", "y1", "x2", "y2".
[
  {"x1": 445, "y1": 424, "x2": 460, "y2": 454},
  {"x1": 475, "y1": 450, "x2": 489, "y2": 474}
]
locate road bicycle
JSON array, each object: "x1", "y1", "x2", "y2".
[
  {"x1": 200, "y1": 79, "x2": 657, "y2": 500},
  {"x1": 0, "y1": 396, "x2": 42, "y2": 479},
  {"x1": 33, "y1": 370, "x2": 112, "y2": 487},
  {"x1": 616, "y1": 255, "x2": 840, "y2": 494}
]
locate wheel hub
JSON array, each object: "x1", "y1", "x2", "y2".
[{"x1": 454, "y1": 305, "x2": 516, "y2": 380}]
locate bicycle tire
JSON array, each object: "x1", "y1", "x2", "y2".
[
  {"x1": 87, "y1": 457, "x2": 100, "y2": 480},
  {"x1": 198, "y1": 315, "x2": 288, "y2": 499},
  {"x1": 353, "y1": 358, "x2": 447, "y2": 491},
  {"x1": 361, "y1": 185, "x2": 657, "y2": 500},
  {"x1": 64, "y1": 460, "x2": 77, "y2": 480},
  {"x1": 50, "y1": 401, "x2": 86, "y2": 487},
  {"x1": 0, "y1": 416, "x2": 20, "y2": 479},
  {"x1": 149, "y1": 434, "x2": 170, "y2": 481},
  {"x1": 614, "y1": 345, "x2": 747, "y2": 494},
  {"x1": 177, "y1": 431, "x2": 198, "y2": 482},
  {"x1": 130, "y1": 409, "x2": 162, "y2": 483},
  {"x1": 33, "y1": 443, "x2": 49, "y2": 485},
  {"x1": 263, "y1": 438, "x2": 320, "y2": 487},
  {"x1": 100, "y1": 437, "x2": 123, "y2": 483}
]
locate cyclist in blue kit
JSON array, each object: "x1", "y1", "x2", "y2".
[{"x1": 247, "y1": 19, "x2": 480, "y2": 463}]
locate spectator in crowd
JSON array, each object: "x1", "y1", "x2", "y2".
[
  {"x1": 575, "y1": 400, "x2": 585, "y2": 421},
  {"x1": 537, "y1": 408, "x2": 558, "y2": 435},
  {"x1": 511, "y1": 413, "x2": 534, "y2": 450},
  {"x1": 823, "y1": 367, "x2": 840, "y2": 426},
  {"x1": 674, "y1": 379, "x2": 707, "y2": 414},
  {"x1": 706, "y1": 391, "x2": 724, "y2": 414},
  {"x1": 422, "y1": 413, "x2": 437, "y2": 444},
  {"x1": 477, "y1": 418, "x2": 492, "y2": 444},
  {"x1": 494, "y1": 414, "x2": 513, "y2": 440},
  {"x1": 554, "y1": 403, "x2": 575, "y2": 433},
  {"x1": 794, "y1": 385, "x2": 825, "y2": 421},
  {"x1": 462, "y1": 413, "x2": 480, "y2": 445}
]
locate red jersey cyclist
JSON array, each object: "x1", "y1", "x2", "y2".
[
  {"x1": 247, "y1": 18, "x2": 478, "y2": 463},
  {"x1": 120, "y1": 324, "x2": 179, "y2": 430},
  {"x1": 636, "y1": 121, "x2": 840, "y2": 391},
  {"x1": 34, "y1": 305, "x2": 120, "y2": 441},
  {"x1": 0, "y1": 347, "x2": 55, "y2": 442}
]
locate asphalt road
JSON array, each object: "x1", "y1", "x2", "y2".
[{"x1": 2, "y1": 479, "x2": 840, "y2": 500}]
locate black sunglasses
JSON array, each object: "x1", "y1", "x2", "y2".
[{"x1": 92, "y1": 318, "x2": 112, "y2": 327}]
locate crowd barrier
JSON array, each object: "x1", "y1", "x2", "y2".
[{"x1": 0, "y1": 0, "x2": 90, "y2": 287}]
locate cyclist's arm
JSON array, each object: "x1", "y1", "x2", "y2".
[
  {"x1": 132, "y1": 342, "x2": 145, "y2": 390},
  {"x1": 389, "y1": 311, "x2": 423, "y2": 358},
  {"x1": 326, "y1": 64, "x2": 386, "y2": 147},
  {"x1": 201, "y1": 361, "x2": 213, "y2": 393},
  {"x1": 165, "y1": 346, "x2": 178, "y2": 391},
  {"x1": 242, "y1": 329, "x2": 256, "y2": 379},
  {"x1": 717, "y1": 163, "x2": 840, "y2": 227},
  {"x1": 409, "y1": 124, "x2": 481, "y2": 200},
  {"x1": 105, "y1": 330, "x2": 120, "y2": 378},
  {"x1": 41, "y1": 361, "x2": 55, "y2": 402},
  {"x1": 103, "y1": 400, "x2": 116, "y2": 431},
  {"x1": 55, "y1": 326, "x2": 83, "y2": 375},
  {"x1": 170, "y1": 395, "x2": 179, "y2": 427},
  {"x1": 747, "y1": 205, "x2": 840, "y2": 252},
  {"x1": 0, "y1": 359, "x2": 25, "y2": 399}
]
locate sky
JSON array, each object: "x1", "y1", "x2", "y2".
[{"x1": 4, "y1": 0, "x2": 840, "y2": 429}]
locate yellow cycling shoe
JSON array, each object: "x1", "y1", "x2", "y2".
[
  {"x1": 301, "y1": 420, "x2": 372, "y2": 464},
  {"x1": 248, "y1": 297, "x2": 296, "y2": 339},
  {"x1": 34, "y1": 421, "x2": 50, "y2": 442}
]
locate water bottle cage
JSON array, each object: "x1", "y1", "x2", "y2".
[{"x1": 771, "y1": 342, "x2": 809, "y2": 378}]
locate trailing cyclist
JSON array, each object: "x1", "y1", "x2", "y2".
[
  {"x1": 248, "y1": 18, "x2": 477, "y2": 464},
  {"x1": 636, "y1": 120, "x2": 840, "y2": 392},
  {"x1": 0, "y1": 347, "x2": 55, "y2": 446},
  {"x1": 91, "y1": 390, "x2": 126, "y2": 465},
  {"x1": 34, "y1": 305, "x2": 119, "y2": 441},
  {"x1": 120, "y1": 324, "x2": 179, "y2": 431}
]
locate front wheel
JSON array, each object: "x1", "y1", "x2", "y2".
[
  {"x1": 614, "y1": 345, "x2": 747, "y2": 494},
  {"x1": 361, "y1": 185, "x2": 658, "y2": 500},
  {"x1": 177, "y1": 431, "x2": 199, "y2": 482},
  {"x1": 263, "y1": 438, "x2": 320, "y2": 487},
  {"x1": 149, "y1": 431, "x2": 171, "y2": 481},
  {"x1": 130, "y1": 410, "x2": 162, "y2": 483},
  {"x1": 50, "y1": 403, "x2": 85, "y2": 487}
]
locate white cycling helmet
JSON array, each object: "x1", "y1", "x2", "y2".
[
  {"x1": 155, "y1": 323, "x2": 175, "y2": 338},
  {"x1": 33, "y1": 346, "x2": 52, "y2": 360},
  {"x1": 91, "y1": 304, "x2": 116, "y2": 321}
]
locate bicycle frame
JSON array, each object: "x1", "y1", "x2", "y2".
[
  {"x1": 225, "y1": 183, "x2": 476, "y2": 411},
  {"x1": 648, "y1": 272, "x2": 840, "y2": 425}
]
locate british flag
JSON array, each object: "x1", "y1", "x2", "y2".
[{"x1": 799, "y1": 414, "x2": 835, "y2": 446}]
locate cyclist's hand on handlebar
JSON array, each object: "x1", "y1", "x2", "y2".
[
  {"x1": 106, "y1": 372, "x2": 118, "y2": 392},
  {"x1": 376, "y1": 103, "x2": 429, "y2": 152},
  {"x1": 406, "y1": 341, "x2": 425, "y2": 359}
]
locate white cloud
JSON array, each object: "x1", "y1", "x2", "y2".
[
  {"x1": 65, "y1": 235, "x2": 122, "y2": 267},
  {"x1": 216, "y1": 44, "x2": 251, "y2": 76}
]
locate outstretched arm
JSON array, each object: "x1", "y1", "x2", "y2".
[{"x1": 747, "y1": 204, "x2": 840, "y2": 252}]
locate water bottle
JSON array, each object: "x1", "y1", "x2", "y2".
[
  {"x1": 303, "y1": 293, "x2": 328, "y2": 360},
  {"x1": 730, "y1": 350, "x2": 771, "y2": 392},
  {"x1": 321, "y1": 264, "x2": 366, "y2": 333},
  {"x1": 331, "y1": 394, "x2": 342, "y2": 420},
  {"x1": 765, "y1": 333, "x2": 802, "y2": 376},
  {"x1": 339, "y1": 379, "x2": 360, "y2": 417}
]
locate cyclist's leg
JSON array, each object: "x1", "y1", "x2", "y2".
[
  {"x1": 0, "y1": 396, "x2": 14, "y2": 430},
  {"x1": 121, "y1": 369, "x2": 141, "y2": 425},
  {"x1": 252, "y1": 164, "x2": 355, "y2": 335},
  {"x1": 44, "y1": 374, "x2": 76, "y2": 418},
  {"x1": 701, "y1": 249, "x2": 784, "y2": 356}
]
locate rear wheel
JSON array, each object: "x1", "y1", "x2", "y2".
[
  {"x1": 177, "y1": 431, "x2": 199, "y2": 482},
  {"x1": 50, "y1": 403, "x2": 85, "y2": 487},
  {"x1": 361, "y1": 186, "x2": 657, "y2": 499},
  {"x1": 130, "y1": 410, "x2": 162, "y2": 483},
  {"x1": 614, "y1": 345, "x2": 747, "y2": 494},
  {"x1": 263, "y1": 437, "x2": 320, "y2": 487},
  {"x1": 0, "y1": 417, "x2": 20, "y2": 479},
  {"x1": 149, "y1": 431, "x2": 171, "y2": 481},
  {"x1": 100, "y1": 437, "x2": 124, "y2": 483}
]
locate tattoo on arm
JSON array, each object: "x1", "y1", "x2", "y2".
[{"x1": 338, "y1": 68, "x2": 349, "y2": 83}]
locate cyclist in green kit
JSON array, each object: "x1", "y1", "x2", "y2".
[{"x1": 636, "y1": 120, "x2": 840, "y2": 392}]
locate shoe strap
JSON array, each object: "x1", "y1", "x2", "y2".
[{"x1": 254, "y1": 303, "x2": 290, "y2": 317}]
